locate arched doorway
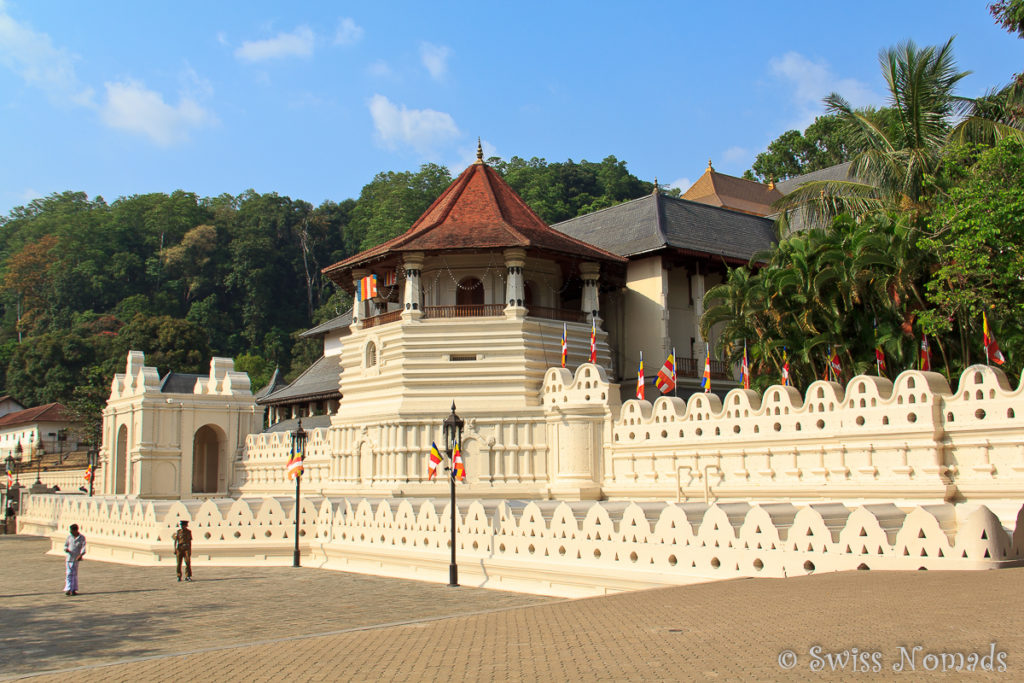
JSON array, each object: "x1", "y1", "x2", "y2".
[
  {"x1": 114, "y1": 425, "x2": 128, "y2": 494},
  {"x1": 192, "y1": 426, "x2": 220, "y2": 494},
  {"x1": 456, "y1": 277, "x2": 484, "y2": 306}
]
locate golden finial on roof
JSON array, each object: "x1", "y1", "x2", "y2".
[
  {"x1": 768, "y1": 179, "x2": 775, "y2": 191},
  {"x1": 476, "y1": 137, "x2": 484, "y2": 163},
  {"x1": 707, "y1": 159, "x2": 714, "y2": 171},
  {"x1": 653, "y1": 176, "x2": 659, "y2": 195}
]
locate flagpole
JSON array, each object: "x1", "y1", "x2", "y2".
[{"x1": 672, "y1": 346, "x2": 677, "y2": 398}]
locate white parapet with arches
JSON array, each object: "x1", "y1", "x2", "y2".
[{"x1": 18, "y1": 493, "x2": 1024, "y2": 598}]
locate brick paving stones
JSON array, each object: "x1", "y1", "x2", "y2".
[{"x1": 3, "y1": 535, "x2": 1024, "y2": 681}]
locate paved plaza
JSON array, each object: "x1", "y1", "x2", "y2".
[{"x1": 2, "y1": 535, "x2": 1023, "y2": 681}]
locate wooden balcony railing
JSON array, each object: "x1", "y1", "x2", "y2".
[
  {"x1": 361, "y1": 304, "x2": 590, "y2": 325},
  {"x1": 361, "y1": 310, "x2": 402, "y2": 328},
  {"x1": 675, "y1": 356, "x2": 731, "y2": 380},
  {"x1": 525, "y1": 306, "x2": 588, "y2": 323},
  {"x1": 423, "y1": 304, "x2": 506, "y2": 319}
]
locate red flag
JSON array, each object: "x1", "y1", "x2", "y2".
[
  {"x1": 6, "y1": 468, "x2": 12, "y2": 488},
  {"x1": 781, "y1": 348, "x2": 790, "y2": 387},
  {"x1": 829, "y1": 349, "x2": 842, "y2": 380},
  {"x1": 700, "y1": 346, "x2": 711, "y2": 393},
  {"x1": 984, "y1": 312, "x2": 1006, "y2": 365},
  {"x1": 83, "y1": 464, "x2": 94, "y2": 482},
  {"x1": 655, "y1": 352, "x2": 676, "y2": 394},
  {"x1": 561, "y1": 323, "x2": 568, "y2": 368},
  {"x1": 427, "y1": 443, "x2": 443, "y2": 480},
  {"x1": 589, "y1": 319, "x2": 597, "y2": 363},
  {"x1": 741, "y1": 343, "x2": 750, "y2": 390},
  {"x1": 452, "y1": 438, "x2": 466, "y2": 482},
  {"x1": 875, "y1": 347, "x2": 886, "y2": 374},
  {"x1": 636, "y1": 353, "x2": 645, "y2": 400},
  {"x1": 920, "y1": 334, "x2": 931, "y2": 371}
]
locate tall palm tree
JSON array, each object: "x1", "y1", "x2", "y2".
[{"x1": 776, "y1": 38, "x2": 973, "y2": 228}]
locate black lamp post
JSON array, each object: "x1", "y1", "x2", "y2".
[
  {"x1": 442, "y1": 402, "x2": 464, "y2": 587},
  {"x1": 290, "y1": 420, "x2": 307, "y2": 568},
  {"x1": 35, "y1": 440, "x2": 44, "y2": 485},
  {"x1": 87, "y1": 446, "x2": 98, "y2": 497},
  {"x1": 14, "y1": 441, "x2": 22, "y2": 484}
]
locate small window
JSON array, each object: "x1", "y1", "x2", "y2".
[{"x1": 365, "y1": 341, "x2": 377, "y2": 367}]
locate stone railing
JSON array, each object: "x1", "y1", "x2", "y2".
[
  {"x1": 234, "y1": 428, "x2": 332, "y2": 494},
  {"x1": 18, "y1": 493, "x2": 1024, "y2": 598},
  {"x1": 599, "y1": 365, "x2": 1024, "y2": 511}
]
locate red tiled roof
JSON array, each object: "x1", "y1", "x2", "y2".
[
  {"x1": 324, "y1": 161, "x2": 625, "y2": 281},
  {"x1": 682, "y1": 167, "x2": 783, "y2": 217},
  {"x1": 0, "y1": 402, "x2": 69, "y2": 428}
]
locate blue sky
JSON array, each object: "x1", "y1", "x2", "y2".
[{"x1": 1, "y1": 1, "x2": 1020, "y2": 216}]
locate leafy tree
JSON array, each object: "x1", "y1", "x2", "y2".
[
  {"x1": 114, "y1": 314, "x2": 210, "y2": 375},
  {"x1": 352, "y1": 164, "x2": 452, "y2": 250},
  {"x1": 920, "y1": 139, "x2": 1024, "y2": 370},
  {"x1": 991, "y1": 0, "x2": 1024, "y2": 38}
]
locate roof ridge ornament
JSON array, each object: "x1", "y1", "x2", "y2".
[
  {"x1": 476, "y1": 137, "x2": 484, "y2": 163},
  {"x1": 653, "y1": 177, "x2": 659, "y2": 195},
  {"x1": 707, "y1": 159, "x2": 714, "y2": 172}
]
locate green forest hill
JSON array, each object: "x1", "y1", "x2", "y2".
[{"x1": 0, "y1": 156, "x2": 658, "y2": 437}]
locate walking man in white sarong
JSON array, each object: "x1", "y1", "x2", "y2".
[{"x1": 63, "y1": 524, "x2": 86, "y2": 596}]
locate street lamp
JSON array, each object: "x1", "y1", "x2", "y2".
[
  {"x1": 442, "y1": 402, "x2": 464, "y2": 588},
  {"x1": 14, "y1": 441, "x2": 21, "y2": 484},
  {"x1": 35, "y1": 441, "x2": 44, "y2": 485},
  {"x1": 290, "y1": 420, "x2": 307, "y2": 568},
  {"x1": 87, "y1": 446, "x2": 98, "y2": 497}
]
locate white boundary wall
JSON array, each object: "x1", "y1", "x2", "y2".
[{"x1": 19, "y1": 493, "x2": 1024, "y2": 598}]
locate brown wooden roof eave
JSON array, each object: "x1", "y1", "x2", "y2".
[{"x1": 257, "y1": 389, "x2": 342, "y2": 407}]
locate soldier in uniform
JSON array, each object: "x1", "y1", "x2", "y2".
[{"x1": 173, "y1": 520, "x2": 193, "y2": 582}]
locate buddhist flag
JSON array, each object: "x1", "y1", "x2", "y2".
[
  {"x1": 83, "y1": 464, "x2": 94, "y2": 483},
  {"x1": 383, "y1": 271, "x2": 397, "y2": 287},
  {"x1": 589, "y1": 318, "x2": 597, "y2": 363},
  {"x1": 829, "y1": 348, "x2": 842, "y2": 380},
  {"x1": 700, "y1": 345, "x2": 711, "y2": 394},
  {"x1": 452, "y1": 437, "x2": 466, "y2": 482},
  {"x1": 781, "y1": 348, "x2": 790, "y2": 387},
  {"x1": 427, "y1": 443, "x2": 443, "y2": 481},
  {"x1": 636, "y1": 353, "x2": 645, "y2": 400},
  {"x1": 741, "y1": 342, "x2": 750, "y2": 390},
  {"x1": 983, "y1": 312, "x2": 1006, "y2": 365},
  {"x1": 655, "y1": 351, "x2": 676, "y2": 394},
  {"x1": 359, "y1": 274, "x2": 378, "y2": 300},
  {"x1": 875, "y1": 347, "x2": 886, "y2": 375},
  {"x1": 6, "y1": 467, "x2": 12, "y2": 488},
  {"x1": 920, "y1": 334, "x2": 932, "y2": 371},
  {"x1": 286, "y1": 454, "x2": 304, "y2": 480},
  {"x1": 561, "y1": 323, "x2": 568, "y2": 368}
]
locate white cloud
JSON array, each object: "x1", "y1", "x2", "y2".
[
  {"x1": 235, "y1": 26, "x2": 314, "y2": 63},
  {"x1": 334, "y1": 18, "x2": 363, "y2": 46},
  {"x1": 668, "y1": 177, "x2": 692, "y2": 192},
  {"x1": 216, "y1": 31, "x2": 230, "y2": 47},
  {"x1": 100, "y1": 79, "x2": 215, "y2": 146},
  {"x1": 769, "y1": 52, "x2": 880, "y2": 129},
  {"x1": 420, "y1": 42, "x2": 451, "y2": 81},
  {"x1": 367, "y1": 60, "x2": 392, "y2": 78},
  {"x1": 0, "y1": 2, "x2": 93, "y2": 106},
  {"x1": 368, "y1": 94, "x2": 459, "y2": 153},
  {"x1": 722, "y1": 146, "x2": 748, "y2": 164}
]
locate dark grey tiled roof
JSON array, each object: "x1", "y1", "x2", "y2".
[
  {"x1": 254, "y1": 368, "x2": 286, "y2": 400},
  {"x1": 263, "y1": 415, "x2": 333, "y2": 433},
  {"x1": 552, "y1": 193, "x2": 775, "y2": 263},
  {"x1": 257, "y1": 355, "x2": 341, "y2": 405},
  {"x1": 775, "y1": 162, "x2": 854, "y2": 195},
  {"x1": 159, "y1": 373, "x2": 203, "y2": 394},
  {"x1": 299, "y1": 311, "x2": 353, "y2": 339}
]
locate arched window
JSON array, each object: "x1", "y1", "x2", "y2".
[
  {"x1": 456, "y1": 277, "x2": 484, "y2": 306},
  {"x1": 365, "y1": 341, "x2": 378, "y2": 367},
  {"x1": 114, "y1": 425, "x2": 128, "y2": 494}
]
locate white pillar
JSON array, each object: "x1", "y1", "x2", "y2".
[
  {"x1": 402, "y1": 253, "x2": 424, "y2": 320},
  {"x1": 504, "y1": 248, "x2": 526, "y2": 318},
  {"x1": 580, "y1": 261, "x2": 601, "y2": 319},
  {"x1": 691, "y1": 267, "x2": 706, "y2": 348}
]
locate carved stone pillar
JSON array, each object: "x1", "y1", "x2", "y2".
[
  {"x1": 402, "y1": 252, "x2": 424, "y2": 320},
  {"x1": 503, "y1": 248, "x2": 526, "y2": 319},
  {"x1": 691, "y1": 267, "x2": 706, "y2": 347},
  {"x1": 580, "y1": 261, "x2": 600, "y2": 319}
]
